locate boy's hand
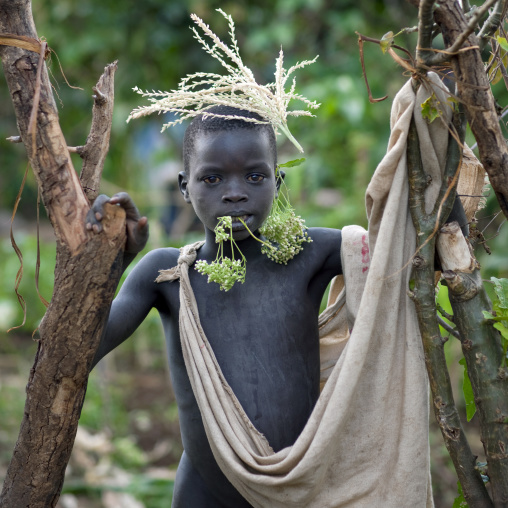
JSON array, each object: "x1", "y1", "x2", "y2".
[{"x1": 86, "y1": 193, "x2": 149, "y2": 255}]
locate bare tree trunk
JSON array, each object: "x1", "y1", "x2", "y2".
[
  {"x1": 0, "y1": 1, "x2": 125, "y2": 506},
  {"x1": 438, "y1": 227, "x2": 508, "y2": 505},
  {"x1": 407, "y1": 113, "x2": 494, "y2": 506}
]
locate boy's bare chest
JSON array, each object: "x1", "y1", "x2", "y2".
[
  {"x1": 188, "y1": 259, "x2": 319, "y2": 348},
  {"x1": 162, "y1": 261, "x2": 322, "y2": 449}
]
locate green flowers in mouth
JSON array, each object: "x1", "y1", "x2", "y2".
[
  {"x1": 194, "y1": 174, "x2": 311, "y2": 291},
  {"x1": 195, "y1": 216, "x2": 247, "y2": 292}
]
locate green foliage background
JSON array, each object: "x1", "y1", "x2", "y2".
[{"x1": 1, "y1": 1, "x2": 507, "y2": 506}]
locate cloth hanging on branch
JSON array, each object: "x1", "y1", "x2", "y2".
[{"x1": 157, "y1": 73, "x2": 457, "y2": 507}]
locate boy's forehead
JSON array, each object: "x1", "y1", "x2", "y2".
[
  {"x1": 195, "y1": 128, "x2": 268, "y2": 148},
  {"x1": 191, "y1": 128, "x2": 275, "y2": 167}
]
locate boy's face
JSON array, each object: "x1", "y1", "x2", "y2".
[{"x1": 180, "y1": 128, "x2": 277, "y2": 241}]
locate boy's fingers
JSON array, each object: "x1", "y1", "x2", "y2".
[
  {"x1": 110, "y1": 192, "x2": 133, "y2": 207},
  {"x1": 93, "y1": 194, "x2": 111, "y2": 208},
  {"x1": 110, "y1": 192, "x2": 140, "y2": 219}
]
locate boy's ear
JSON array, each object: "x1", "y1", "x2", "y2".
[
  {"x1": 276, "y1": 168, "x2": 285, "y2": 193},
  {"x1": 178, "y1": 171, "x2": 192, "y2": 203}
]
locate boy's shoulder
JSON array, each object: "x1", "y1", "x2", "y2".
[
  {"x1": 307, "y1": 226, "x2": 342, "y2": 242},
  {"x1": 303, "y1": 227, "x2": 343, "y2": 276},
  {"x1": 306, "y1": 227, "x2": 342, "y2": 254},
  {"x1": 137, "y1": 246, "x2": 180, "y2": 265},
  {"x1": 143, "y1": 246, "x2": 181, "y2": 263},
  {"x1": 128, "y1": 246, "x2": 181, "y2": 282}
]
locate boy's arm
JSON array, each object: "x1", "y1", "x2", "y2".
[
  {"x1": 86, "y1": 192, "x2": 154, "y2": 368},
  {"x1": 91, "y1": 251, "x2": 163, "y2": 368}
]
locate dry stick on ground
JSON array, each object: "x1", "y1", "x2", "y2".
[
  {"x1": 412, "y1": 0, "x2": 508, "y2": 220},
  {"x1": 0, "y1": 1, "x2": 126, "y2": 506},
  {"x1": 407, "y1": 112, "x2": 493, "y2": 506},
  {"x1": 439, "y1": 224, "x2": 508, "y2": 504}
]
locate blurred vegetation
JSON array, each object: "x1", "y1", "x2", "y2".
[{"x1": 1, "y1": 0, "x2": 507, "y2": 506}]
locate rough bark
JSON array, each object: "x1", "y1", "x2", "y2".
[
  {"x1": 0, "y1": 1, "x2": 126, "y2": 506},
  {"x1": 0, "y1": 206, "x2": 126, "y2": 507},
  {"x1": 0, "y1": 0, "x2": 88, "y2": 254},
  {"x1": 441, "y1": 262, "x2": 508, "y2": 506},
  {"x1": 410, "y1": 1, "x2": 508, "y2": 503},
  {"x1": 79, "y1": 61, "x2": 117, "y2": 203},
  {"x1": 417, "y1": 0, "x2": 508, "y2": 220},
  {"x1": 407, "y1": 115, "x2": 493, "y2": 506}
]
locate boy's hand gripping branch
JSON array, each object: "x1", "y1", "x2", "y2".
[{"x1": 86, "y1": 193, "x2": 149, "y2": 256}]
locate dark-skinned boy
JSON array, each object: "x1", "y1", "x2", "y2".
[
  {"x1": 88, "y1": 110, "x2": 343, "y2": 507},
  {"x1": 87, "y1": 109, "x2": 467, "y2": 507}
]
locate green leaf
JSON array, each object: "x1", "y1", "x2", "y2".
[
  {"x1": 494, "y1": 322, "x2": 508, "y2": 340},
  {"x1": 493, "y1": 323, "x2": 508, "y2": 362},
  {"x1": 488, "y1": 50, "x2": 508, "y2": 85},
  {"x1": 491, "y1": 277, "x2": 508, "y2": 308},
  {"x1": 459, "y1": 357, "x2": 476, "y2": 421},
  {"x1": 497, "y1": 36, "x2": 508, "y2": 52},
  {"x1": 482, "y1": 310, "x2": 498, "y2": 321},
  {"x1": 277, "y1": 158, "x2": 306, "y2": 169},
  {"x1": 380, "y1": 31, "x2": 394, "y2": 54},
  {"x1": 421, "y1": 94, "x2": 441, "y2": 123},
  {"x1": 453, "y1": 481, "x2": 469, "y2": 507},
  {"x1": 447, "y1": 96, "x2": 459, "y2": 110}
]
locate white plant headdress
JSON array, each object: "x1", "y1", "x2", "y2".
[{"x1": 127, "y1": 8, "x2": 320, "y2": 153}]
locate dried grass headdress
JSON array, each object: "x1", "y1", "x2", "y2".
[{"x1": 127, "y1": 8, "x2": 320, "y2": 153}]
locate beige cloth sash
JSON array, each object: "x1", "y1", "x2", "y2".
[{"x1": 155, "y1": 74, "x2": 455, "y2": 507}]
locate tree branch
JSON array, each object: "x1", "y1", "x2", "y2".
[
  {"x1": 407, "y1": 115, "x2": 493, "y2": 506},
  {"x1": 437, "y1": 314, "x2": 460, "y2": 338},
  {"x1": 0, "y1": 2, "x2": 127, "y2": 505},
  {"x1": 0, "y1": 0, "x2": 88, "y2": 255},
  {"x1": 79, "y1": 61, "x2": 118, "y2": 203},
  {"x1": 441, "y1": 250, "x2": 508, "y2": 503},
  {"x1": 416, "y1": 0, "x2": 437, "y2": 66},
  {"x1": 478, "y1": 0, "x2": 508, "y2": 51},
  {"x1": 420, "y1": 0, "x2": 497, "y2": 67},
  {"x1": 429, "y1": 0, "x2": 508, "y2": 221}
]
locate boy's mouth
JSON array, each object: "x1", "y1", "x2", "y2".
[{"x1": 230, "y1": 214, "x2": 253, "y2": 231}]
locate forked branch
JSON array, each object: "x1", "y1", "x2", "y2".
[{"x1": 79, "y1": 61, "x2": 118, "y2": 202}]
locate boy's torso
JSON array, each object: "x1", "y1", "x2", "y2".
[{"x1": 132, "y1": 227, "x2": 342, "y2": 505}]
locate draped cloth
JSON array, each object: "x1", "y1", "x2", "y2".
[{"x1": 155, "y1": 74, "x2": 454, "y2": 507}]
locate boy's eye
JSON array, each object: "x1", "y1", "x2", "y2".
[
  {"x1": 202, "y1": 176, "x2": 221, "y2": 184},
  {"x1": 247, "y1": 174, "x2": 265, "y2": 182}
]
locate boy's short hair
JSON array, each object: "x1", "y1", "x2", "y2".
[{"x1": 183, "y1": 106, "x2": 277, "y2": 173}]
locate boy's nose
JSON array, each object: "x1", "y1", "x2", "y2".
[{"x1": 222, "y1": 185, "x2": 248, "y2": 203}]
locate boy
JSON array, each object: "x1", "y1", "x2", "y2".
[{"x1": 87, "y1": 107, "x2": 343, "y2": 507}]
